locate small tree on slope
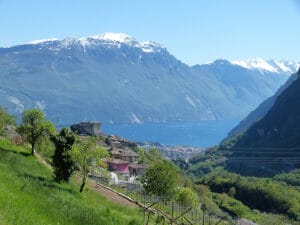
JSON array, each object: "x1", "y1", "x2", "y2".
[
  {"x1": 71, "y1": 137, "x2": 109, "y2": 193},
  {"x1": 18, "y1": 109, "x2": 56, "y2": 155}
]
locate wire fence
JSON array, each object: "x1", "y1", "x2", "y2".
[{"x1": 89, "y1": 174, "x2": 234, "y2": 225}]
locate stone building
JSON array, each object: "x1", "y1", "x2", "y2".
[{"x1": 70, "y1": 121, "x2": 101, "y2": 136}]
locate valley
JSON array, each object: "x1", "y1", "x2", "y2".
[{"x1": 1, "y1": 1, "x2": 300, "y2": 225}]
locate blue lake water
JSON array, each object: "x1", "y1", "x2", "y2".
[{"x1": 102, "y1": 120, "x2": 239, "y2": 148}]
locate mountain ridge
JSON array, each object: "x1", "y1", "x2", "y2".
[
  {"x1": 228, "y1": 71, "x2": 299, "y2": 136},
  {"x1": 223, "y1": 70, "x2": 300, "y2": 176},
  {"x1": 6, "y1": 33, "x2": 299, "y2": 71},
  {"x1": 0, "y1": 33, "x2": 298, "y2": 125}
]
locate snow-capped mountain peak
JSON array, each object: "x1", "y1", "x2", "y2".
[
  {"x1": 79, "y1": 33, "x2": 138, "y2": 48},
  {"x1": 231, "y1": 58, "x2": 300, "y2": 74},
  {"x1": 79, "y1": 33, "x2": 165, "y2": 53},
  {"x1": 86, "y1": 32, "x2": 136, "y2": 43},
  {"x1": 28, "y1": 32, "x2": 165, "y2": 54},
  {"x1": 232, "y1": 58, "x2": 278, "y2": 73}
]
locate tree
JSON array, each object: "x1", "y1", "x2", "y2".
[
  {"x1": 51, "y1": 128, "x2": 76, "y2": 182},
  {"x1": 0, "y1": 106, "x2": 15, "y2": 136},
  {"x1": 143, "y1": 161, "x2": 178, "y2": 198},
  {"x1": 18, "y1": 109, "x2": 56, "y2": 155},
  {"x1": 71, "y1": 137, "x2": 109, "y2": 192},
  {"x1": 136, "y1": 147, "x2": 147, "y2": 163},
  {"x1": 228, "y1": 186, "x2": 236, "y2": 197},
  {"x1": 175, "y1": 187, "x2": 198, "y2": 207}
]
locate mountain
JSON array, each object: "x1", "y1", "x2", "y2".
[
  {"x1": 0, "y1": 33, "x2": 298, "y2": 125},
  {"x1": 228, "y1": 71, "x2": 299, "y2": 136},
  {"x1": 223, "y1": 70, "x2": 300, "y2": 176}
]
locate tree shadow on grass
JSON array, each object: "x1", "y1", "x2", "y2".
[
  {"x1": 19, "y1": 172, "x2": 77, "y2": 195},
  {"x1": 0, "y1": 146, "x2": 31, "y2": 157}
]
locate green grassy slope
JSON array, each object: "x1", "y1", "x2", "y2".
[{"x1": 0, "y1": 138, "x2": 143, "y2": 225}]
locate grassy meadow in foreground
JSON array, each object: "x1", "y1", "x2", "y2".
[{"x1": 0, "y1": 138, "x2": 143, "y2": 225}]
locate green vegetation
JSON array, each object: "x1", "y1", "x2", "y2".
[
  {"x1": 176, "y1": 148, "x2": 300, "y2": 224},
  {"x1": 177, "y1": 147, "x2": 228, "y2": 180},
  {"x1": 136, "y1": 146, "x2": 163, "y2": 164},
  {"x1": 1, "y1": 105, "x2": 299, "y2": 224},
  {"x1": 35, "y1": 136, "x2": 55, "y2": 164},
  {"x1": 222, "y1": 78, "x2": 300, "y2": 176},
  {"x1": 175, "y1": 186, "x2": 198, "y2": 207},
  {"x1": 18, "y1": 109, "x2": 56, "y2": 155},
  {"x1": 0, "y1": 106, "x2": 15, "y2": 136},
  {"x1": 52, "y1": 128, "x2": 76, "y2": 182},
  {"x1": 72, "y1": 137, "x2": 109, "y2": 192},
  {"x1": 143, "y1": 161, "x2": 179, "y2": 198},
  {"x1": 200, "y1": 171, "x2": 300, "y2": 220},
  {"x1": 274, "y1": 169, "x2": 300, "y2": 187},
  {"x1": 0, "y1": 138, "x2": 144, "y2": 225}
]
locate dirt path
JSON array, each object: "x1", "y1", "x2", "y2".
[
  {"x1": 88, "y1": 179, "x2": 139, "y2": 208},
  {"x1": 35, "y1": 152, "x2": 53, "y2": 171}
]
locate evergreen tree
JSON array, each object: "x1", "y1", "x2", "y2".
[{"x1": 52, "y1": 128, "x2": 76, "y2": 182}]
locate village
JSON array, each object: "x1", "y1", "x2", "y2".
[
  {"x1": 70, "y1": 121, "x2": 204, "y2": 179},
  {"x1": 70, "y1": 121, "x2": 148, "y2": 182},
  {"x1": 139, "y1": 142, "x2": 204, "y2": 162}
]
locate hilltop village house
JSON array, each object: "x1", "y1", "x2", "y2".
[
  {"x1": 128, "y1": 163, "x2": 148, "y2": 177},
  {"x1": 70, "y1": 122, "x2": 147, "y2": 176},
  {"x1": 107, "y1": 159, "x2": 130, "y2": 174},
  {"x1": 109, "y1": 148, "x2": 139, "y2": 162},
  {"x1": 107, "y1": 148, "x2": 148, "y2": 175},
  {"x1": 105, "y1": 135, "x2": 148, "y2": 175}
]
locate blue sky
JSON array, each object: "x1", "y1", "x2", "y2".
[{"x1": 0, "y1": 0, "x2": 299, "y2": 65}]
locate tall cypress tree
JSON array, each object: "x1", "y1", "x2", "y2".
[{"x1": 52, "y1": 128, "x2": 76, "y2": 182}]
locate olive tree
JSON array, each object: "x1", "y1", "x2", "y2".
[
  {"x1": 143, "y1": 161, "x2": 179, "y2": 199},
  {"x1": 18, "y1": 109, "x2": 56, "y2": 155}
]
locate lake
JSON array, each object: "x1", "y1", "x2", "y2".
[{"x1": 102, "y1": 120, "x2": 239, "y2": 148}]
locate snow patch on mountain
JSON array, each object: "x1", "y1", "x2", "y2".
[
  {"x1": 231, "y1": 58, "x2": 300, "y2": 74},
  {"x1": 186, "y1": 95, "x2": 197, "y2": 108},
  {"x1": 28, "y1": 32, "x2": 165, "y2": 54},
  {"x1": 79, "y1": 33, "x2": 165, "y2": 53},
  {"x1": 28, "y1": 38, "x2": 58, "y2": 44},
  {"x1": 232, "y1": 58, "x2": 278, "y2": 73},
  {"x1": 87, "y1": 33, "x2": 135, "y2": 44},
  {"x1": 140, "y1": 41, "x2": 164, "y2": 53},
  {"x1": 7, "y1": 96, "x2": 24, "y2": 112},
  {"x1": 271, "y1": 60, "x2": 300, "y2": 74},
  {"x1": 129, "y1": 112, "x2": 142, "y2": 124}
]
